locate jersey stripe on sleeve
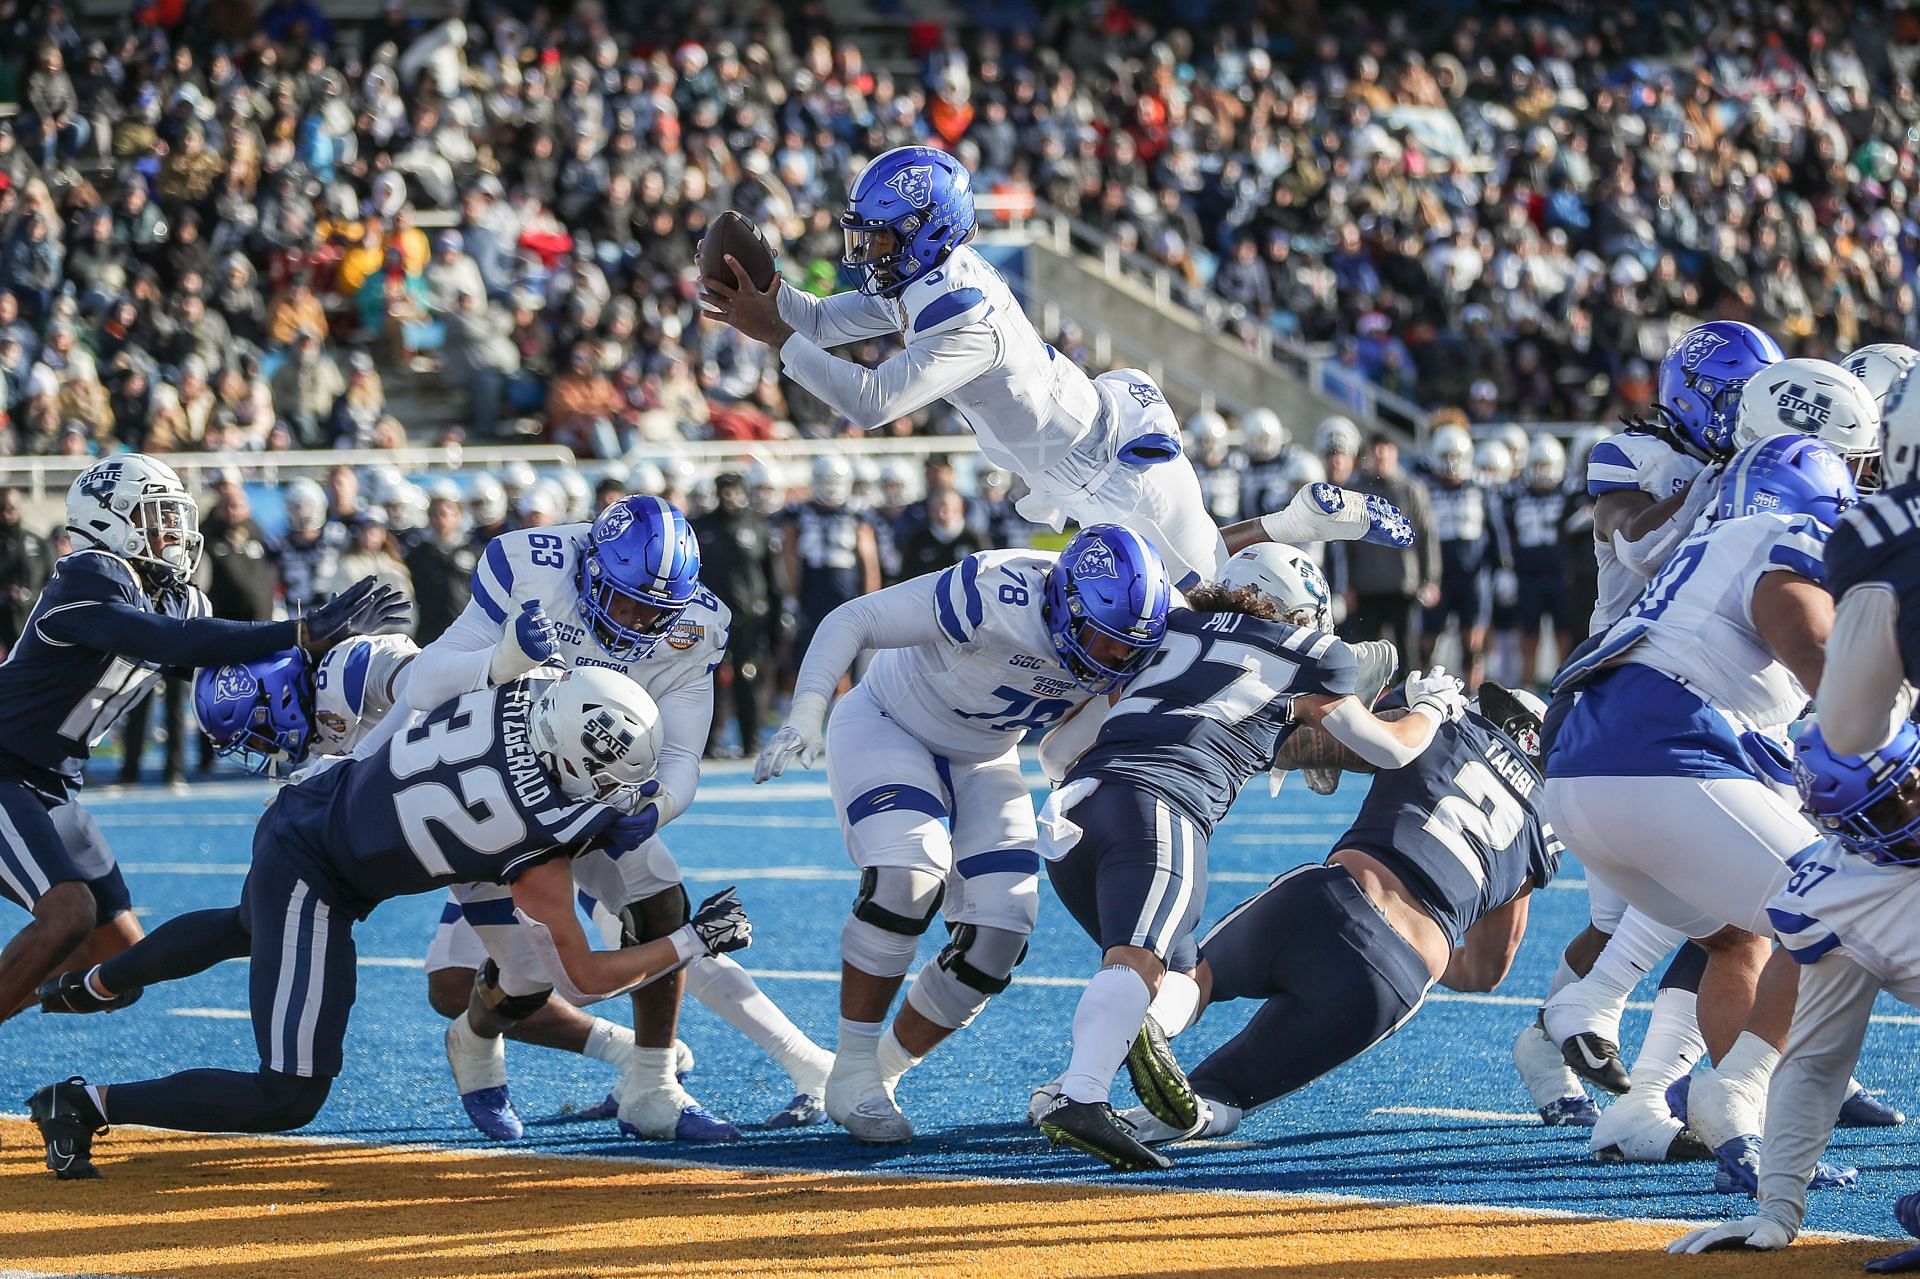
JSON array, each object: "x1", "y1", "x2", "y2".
[
  {"x1": 470, "y1": 540, "x2": 515, "y2": 624},
  {"x1": 1585, "y1": 441, "x2": 1642, "y2": 495}
]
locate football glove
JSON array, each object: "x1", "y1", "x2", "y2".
[
  {"x1": 687, "y1": 887, "x2": 752, "y2": 956},
  {"x1": 491, "y1": 600, "x2": 560, "y2": 685},
  {"x1": 600, "y1": 780, "x2": 663, "y2": 853},
  {"x1": 1667, "y1": 1214, "x2": 1795, "y2": 1255},
  {"x1": 301, "y1": 577, "x2": 413, "y2": 652},
  {"x1": 754, "y1": 692, "x2": 828, "y2": 782},
  {"x1": 1406, "y1": 666, "x2": 1469, "y2": 723}
]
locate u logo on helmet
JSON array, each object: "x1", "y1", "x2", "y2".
[
  {"x1": 1777, "y1": 383, "x2": 1834, "y2": 431},
  {"x1": 79, "y1": 463, "x2": 123, "y2": 505},
  {"x1": 213, "y1": 664, "x2": 258, "y2": 703},
  {"x1": 595, "y1": 502, "x2": 635, "y2": 541},
  {"x1": 581, "y1": 709, "x2": 635, "y2": 764},
  {"x1": 885, "y1": 165, "x2": 935, "y2": 207},
  {"x1": 1073, "y1": 541, "x2": 1118, "y2": 580}
]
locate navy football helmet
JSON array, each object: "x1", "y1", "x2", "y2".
[
  {"x1": 576, "y1": 495, "x2": 702, "y2": 661},
  {"x1": 1044, "y1": 524, "x2": 1171, "y2": 695},
  {"x1": 840, "y1": 146, "x2": 976, "y2": 298},
  {"x1": 1796, "y1": 723, "x2": 1920, "y2": 865},
  {"x1": 193, "y1": 649, "x2": 314, "y2": 773}
]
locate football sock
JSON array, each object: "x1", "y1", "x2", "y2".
[
  {"x1": 1545, "y1": 957, "x2": 1579, "y2": 1002},
  {"x1": 627, "y1": 1045, "x2": 677, "y2": 1096},
  {"x1": 837, "y1": 1016, "x2": 883, "y2": 1063},
  {"x1": 876, "y1": 1027, "x2": 922, "y2": 1091},
  {"x1": 582, "y1": 1018, "x2": 632, "y2": 1064},
  {"x1": 1627, "y1": 988, "x2": 1706, "y2": 1099},
  {"x1": 97, "y1": 906, "x2": 248, "y2": 995},
  {"x1": 1059, "y1": 965, "x2": 1151, "y2": 1106},
  {"x1": 686, "y1": 954, "x2": 831, "y2": 1093},
  {"x1": 1544, "y1": 914, "x2": 1676, "y2": 1045},
  {"x1": 1147, "y1": 969, "x2": 1202, "y2": 1038}
]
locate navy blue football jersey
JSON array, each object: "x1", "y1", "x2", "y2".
[
  {"x1": 1427, "y1": 480, "x2": 1491, "y2": 574},
  {"x1": 1334, "y1": 711, "x2": 1560, "y2": 946},
  {"x1": 1072, "y1": 608, "x2": 1359, "y2": 831},
  {"x1": 0, "y1": 550, "x2": 208, "y2": 799},
  {"x1": 1504, "y1": 485, "x2": 1573, "y2": 575},
  {"x1": 1825, "y1": 481, "x2": 1920, "y2": 686},
  {"x1": 268, "y1": 678, "x2": 620, "y2": 915}
]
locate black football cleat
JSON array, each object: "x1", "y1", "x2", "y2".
[
  {"x1": 1561, "y1": 1030, "x2": 1632, "y2": 1094},
  {"x1": 1038, "y1": 1096, "x2": 1172, "y2": 1172},
  {"x1": 26, "y1": 1077, "x2": 107, "y2": 1179},
  {"x1": 37, "y1": 971, "x2": 142, "y2": 1015},
  {"x1": 1125, "y1": 1015, "x2": 1203, "y2": 1136}
]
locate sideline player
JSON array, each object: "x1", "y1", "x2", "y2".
[
  {"x1": 753, "y1": 525, "x2": 1170, "y2": 1143},
  {"x1": 697, "y1": 144, "x2": 1412, "y2": 591},
  {"x1": 0, "y1": 455, "x2": 406, "y2": 1027},
  {"x1": 23, "y1": 669, "x2": 753, "y2": 1178},
  {"x1": 1031, "y1": 544, "x2": 1469, "y2": 1170},
  {"x1": 1117, "y1": 684, "x2": 1556, "y2": 1154}
]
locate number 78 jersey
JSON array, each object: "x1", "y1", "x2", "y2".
[{"x1": 1073, "y1": 608, "x2": 1360, "y2": 830}]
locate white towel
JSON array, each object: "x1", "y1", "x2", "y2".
[{"x1": 1036, "y1": 778, "x2": 1099, "y2": 862}]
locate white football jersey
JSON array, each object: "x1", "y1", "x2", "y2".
[
  {"x1": 1584, "y1": 429, "x2": 1704, "y2": 632},
  {"x1": 312, "y1": 633, "x2": 418, "y2": 756},
  {"x1": 467, "y1": 523, "x2": 730, "y2": 709},
  {"x1": 1569, "y1": 512, "x2": 1826, "y2": 731},
  {"x1": 1768, "y1": 839, "x2": 1920, "y2": 1003},
  {"x1": 857, "y1": 549, "x2": 1094, "y2": 763},
  {"x1": 780, "y1": 244, "x2": 1103, "y2": 478}
]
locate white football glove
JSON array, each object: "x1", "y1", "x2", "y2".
[
  {"x1": 1493, "y1": 568, "x2": 1519, "y2": 608},
  {"x1": 1667, "y1": 1214, "x2": 1796, "y2": 1255},
  {"x1": 1406, "y1": 666, "x2": 1469, "y2": 723},
  {"x1": 754, "y1": 692, "x2": 828, "y2": 783}
]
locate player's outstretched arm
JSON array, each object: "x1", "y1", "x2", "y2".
[
  {"x1": 1223, "y1": 483, "x2": 1415, "y2": 552},
  {"x1": 1816, "y1": 584, "x2": 1912, "y2": 755},
  {"x1": 1291, "y1": 669, "x2": 1466, "y2": 770}
]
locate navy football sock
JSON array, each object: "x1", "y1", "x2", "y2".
[
  {"x1": 97, "y1": 906, "x2": 249, "y2": 995},
  {"x1": 107, "y1": 1069, "x2": 332, "y2": 1132}
]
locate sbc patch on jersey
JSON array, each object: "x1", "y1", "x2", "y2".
[
  {"x1": 664, "y1": 620, "x2": 706, "y2": 651},
  {"x1": 212, "y1": 664, "x2": 258, "y2": 703},
  {"x1": 595, "y1": 502, "x2": 635, "y2": 540}
]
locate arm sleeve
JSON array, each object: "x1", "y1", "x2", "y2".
[
  {"x1": 778, "y1": 323, "x2": 998, "y2": 431},
  {"x1": 1753, "y1": 953, "x2": 1881, "y2": 1235},
  {"x1": 1816, "y1": 585, "x2": 1914, "y2": 755},
  {"x1": 36, "y1": 598, "x2": 300, "y2": 667},
  {"x1": 400, "y1": 598, "x2": 501, "y2": 712},
  {"x1": 776, "y1": 284, "x2": 901, "y2": 348},
  {"x1": 649, "y1": 671, "x2": 712, "y2": 828},
  {"x1": 1318, "y1": 696, "x2": 1440, "y2": 769},
  {"x1": 789, "y1": 574, "x2": 952, "y2": 706}
]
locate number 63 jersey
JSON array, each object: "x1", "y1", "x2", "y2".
[{"x1": 268, "y1": 675, "x2": 619, "y2": 917}]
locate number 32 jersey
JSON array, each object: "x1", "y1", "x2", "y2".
[
  {"x1": 1072, "y1": 608, "x2": 1359, "y2": 832},
  {"x1": 269, "y1": 676, "x2": 619, "y2": 916}
]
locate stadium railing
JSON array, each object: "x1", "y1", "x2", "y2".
[{"x1": 0, "y1": 445, "x2": 579, "y2": 500}]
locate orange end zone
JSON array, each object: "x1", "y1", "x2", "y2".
[{"x1": 0, "y1": 1120, "x2": 1890, "y2": 1278}]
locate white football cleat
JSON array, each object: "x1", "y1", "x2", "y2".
[
  {"x1": 1591, "y1": 1091, "x2": 1711, "y2": 1163},
  {"x1": 827, "y1": 1056, "x2": 912, "y2": 1144},
  {"x1": 1513, "y1": 1018, "x2": 1597, "y2": 1125},
  {"x1": 1686, "y1": 1064, "x2": 1767, "y2": 1154}
]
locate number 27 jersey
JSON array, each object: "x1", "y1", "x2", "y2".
[
  {"x1": 1073, "y1": 608, "x2": 1359, "y2": 831},
  {"x1": 270, "y1": 676, "x2": 619, "y2": 915}
]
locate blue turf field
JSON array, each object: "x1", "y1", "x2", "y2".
[{"x1": 7, "y1": 763, "x2": 1919, "y2": 1239}]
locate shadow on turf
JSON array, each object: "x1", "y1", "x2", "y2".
[{"x1": 0, "y1": 1126, "x2": 1892, "y2": 1278}]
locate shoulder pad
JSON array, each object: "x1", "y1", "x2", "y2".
[
  {"x1": 470, "y1": 524, "x2": 585, "y2": 625},
  {"x1": 1756, "y1": 513, "x2": 1830, "y2": 584},
  {"x1": 900, "y1": 247, "x2": 996, "y2": 341},
  {"x1": 51, "y1": 550, "x2": 142, "y2": 603}
]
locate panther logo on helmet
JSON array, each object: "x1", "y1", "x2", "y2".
[
  {"x1": 1127, "y1": 382, "x2": 1165, "y2": 408},
  {"x1": 1073, "y1": 541, "x2": 1118, "y2": 580},
  {"x1": 1678, "y1": 329, "x2": 1728, "y2": 369},
  {"x1": 581, "y1": 709, "x2": 636, "y2": 764},
  {"x1": 885, "y1": 165, "x2": 934, "y2": 207},
  {"x1": 213, "y1": 664, "x2": 258, "y2": 703},
  {"x1": 595, "y1": 502, "x2": 635, "y2": 541}
]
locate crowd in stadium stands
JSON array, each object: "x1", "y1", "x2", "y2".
[{"x1": 0, "y1": 0, "x2": 1907, "y2": 768}]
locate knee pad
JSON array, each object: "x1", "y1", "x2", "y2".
[
  {"x1": 474, "y1": 958, "x2": 553, "y2": 1021},
  {"x1": 619, "y1": 884, "x2": 690, "y2": 946},
  {"x1": 907, "y1": 923, "x2": 1030, "y2": 1030},
  {"x1": 840, "y1": 866, "x2": 946, "y2": 978},
  {"x1": 260, "y1": 1071, "x2": 334, "y2": 1130}
]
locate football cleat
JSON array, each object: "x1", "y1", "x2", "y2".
[
  {"x1": 1711, "y1": 1134, "x2": 1857, "y2": 1195},
  {"x1": 1591, "y1": 1092, "x2": 1713, "y2": 1164},
  {"x1": 460, "y1": 1086, "x2": 524, "y2": 1142},
  {"x1": 1561, "y1": 1031, "x2": 1632, "y2": 1095},
  {"x1": 1117, "y1": 1099, "x2": 1227, "y2": 1146},
  {"x1": 1038, "y1": 1096, "x2": 1172, "y2": 1172},
  {"x1": 1539, "y1": 1096, "x2": 1602, "y2": 1127},
  {"x1": 673, "y1": 1037, "x2": 695, "y2": 1082},
  {"x1": 37, "y1": 971, "x2": 142, "y2": 1015},
  {"x1": 1513, "y1": 1017, "x2": 1596, "y2": 1126},
  {"x1": 26, "y1": 1077, "x2": 106, "y2": 1179},
  {"x1": 1840, "y1": 1086, "x2": 1907, "y2": 1128},
  {"x1": 826, "y1": 1058, "x2": 912, "y2": 1144},
  {"x1": 1867, "y1": 1193, "x2": 1920, "y2": 1272},
  {"x1": 1125, "y1": 1015, "x2": 1203, "y2": 1136},
  {"x1": 616, "y1": 1081, "x2": 741, "y2": 1143},
  {"x1": 572, "y1": 1094, "x2": 619, "y2": 1122},
  {"x1": 1027, "y1": 1079, "x2": 1062, "y2": 1128},
  {"x1": 764, "y1": 1092, "x2": 827, "y2": 1128},
  {"x1": 1667, "y1": 1074, "x2": 1693, "y2": 1124}
]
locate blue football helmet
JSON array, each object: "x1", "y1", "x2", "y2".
[
  {"x1": 1656, "y1": 321, "x2": 1785, "y2": 457},
  {"x1": 840, "y1": 145, "x2": 976, "y2": 298},
  {"x1": 1714, "y1": 433, "x2": 1858, "y2": 527},
  {"x1": 193, "y1": 649, "x2": 314, "y2": 773},
  {"x1": 576, "y1": 495, "x2": 702, "y2": 661},
  {"x1": 1795, "y1": 723, "x2": 1920, "y2": 865},
  {"x1": 1044, "y1": 524, "x2": 1171, "y2": 695}
]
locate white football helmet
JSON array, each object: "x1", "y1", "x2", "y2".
[
  {"x1": 66, "y1": 453, "x2": 203, "y2": 587},
  {"x1": 1217, "y1": 543, "x2": 1332, "y2": 631},
  {"x1": 386, "y1": 482, "x2": 428, "y2": 531},
  {"x1": 467, "y1": 474, "x2": 508, "y2": 526},
  {"x1": 556, "y1": 471, "x2": 593, "y2": 523},
  {"x1": 1429, "y1": 425, "x2": 1474, "y2": 483},
  {"x1": 500, "y1": 460, "x2": 538, "y2": 501},
  {"x1": 878, "y1": 458, "x2": 915, "y2": 505},
  {"x1": 363, "y1": 465, "x2": 408, "y2": 508},
  {"x1": 1186, "y1": 409, "x2": 1229, "y2": 465},
  {"x1": 1879, "y1": 366, "x2": 1920, "y2": 488},
  {"x1": 1733, "y1": 357, "x2": 1881, "y2": 488},
  {"x1": 1497, "y1": 423, "x2": 1531, "y2": 462},
  {"x1": 528, "y1": 667, "x2": 664, "y2": 813},
  {"x1": 629, "y1": 461, "x2": 667, "y2": 497},
  {"x1": 1315, "y1": 415, "x2": 1362, "y2": 457},
  {"x1": 812, "y1": 455, "x2": 854, "y2": 507},
  {"x1": 1843, "y1": 343, "x2": 1920, "y2": 409},
  {"x1": 282, "y1": 476, "x2": 328, "y2": 535},
  {"x1": 746, "y1": 461, "x2": 783, "y2": 515},
  {"x1": 1525, "y1": 435, "x2": 1567, "y2": 489},
  {"x1": 1475, "y1": 439, "x2": 1515, "y2": 486},
  {"x1": 1240, "y1": 408, "x2": 1287, "y2": 462}
]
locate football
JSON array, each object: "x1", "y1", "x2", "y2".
[{"x1": 699, "y1": 210, "x2": 777, "y2": 291}]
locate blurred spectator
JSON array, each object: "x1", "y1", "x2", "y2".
[
  {"x1": 271, "y1": 329, "x2": 345, "y2": 447},
  {"x1": 405, "y1": 490, "x2": 476, "y2": 644},
  {"x1": 1343, "y1": 433, "x2": 1439, "y2": 665},
  {"x1": 897, "y1": 487, "x2": 986, "y2": 579},
  {"x1": 694, "y1": 472, "x2": 777, "y2": 758},
  {"x1": 443, "y1": 286, "x2": 518, "y2": 440},
  {"x1": 325, "y1": 510, "x2": 413, "y2": 626},
  {"x1": 0, "y1": 487, "x2": 46, "y2": 658},
  {"x1": 326, "y1": 353, "x2": 387, "y2": 449}
]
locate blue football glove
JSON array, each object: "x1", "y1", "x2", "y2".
[
  {"x1": 490, "y1": 600, "x2": 561, "y2": 684},
  {"x1": 600, "y1": 780, "x2": 663, "y2": 853}
]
